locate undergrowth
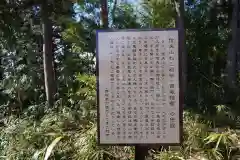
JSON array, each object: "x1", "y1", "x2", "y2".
[
  {"x1": 1, "y1": 109, "x2": 240, "y2": 160},
  {"x1": 1, "y1": 74, "x2": 240, "y2": 160}
]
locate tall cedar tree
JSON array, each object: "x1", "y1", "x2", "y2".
[{"x1": 41, "y1": 0, "x2": 56, "y2": 106}]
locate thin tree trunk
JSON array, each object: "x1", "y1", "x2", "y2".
[
  {"x1": 175, "y1": 0, "x2": 187, "y2": 94},
  {"x1": 236, "y1": 0, "x2": 240, "y2": 80},
  {"x1": 226, "y1": 0, "x2": 239, "y2": 89},
  {"x1": 100, "y1": 0, "x2": 108, "y2": 28},
  {"x1": 111, "y1": 0, "x2": 117, "y2": 28},
  {"x1": 41, "y1": 0, "x2": 55, "y2": 107}
]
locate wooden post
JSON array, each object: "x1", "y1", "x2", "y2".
[{"x1": 135, "y1": 145, "x2": 148, "y2": 160}]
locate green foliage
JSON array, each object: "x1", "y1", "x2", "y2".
[
  {"x1": 204, "y1": 130, "x2": 238, "y2": 160},
  {"x1": 153, "y1": 150, "x2": 185, "y2": 160},
  {"x1": 140, "y1": 0, "x2": 175, "y2": 28},
  {"x1": 183, "y1": 111, "x2": 210, "y2": 153},
  {"x1": 0, "y1": 112, "x2": 75, "y2": 159},
  {"x1": 1, "y1": 0, "x2": 240, "y2": 159},
  {"x1": 151, "y1": 112, "x2": 240, "y2": 160},
  {"x1": 184, "y1": 0, "x2": 232, "y2": 115},
  {"x1": 44, "y1": 136, "x2": 63, "y2": 160},
  {"x1": 74, "y1": 124, "x2": 114, "y2": 160}
]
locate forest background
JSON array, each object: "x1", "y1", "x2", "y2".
[{"x1": 1, "y1": 0, "x2": 240, "y2": 159}]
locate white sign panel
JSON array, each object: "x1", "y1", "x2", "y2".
[{"x1": 97, "y1": 29, "x2": 182, "y2": 145}]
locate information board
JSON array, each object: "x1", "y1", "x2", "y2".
[{"x1": 96, "y1": 29, "x2": 182, "y2": 145}]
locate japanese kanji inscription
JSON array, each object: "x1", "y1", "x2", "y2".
[{"x1": 97, "y1": 29, "x2": 182, "y2": 145}]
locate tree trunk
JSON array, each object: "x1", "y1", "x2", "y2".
[
  {"x1": 41, "y1": 0, "x2": 55, "y2": 107},
  {"x1": 100, "y1": 0, "x2": 108, "y2": 28},
  {"x1": 175, "y1": 0, "x2": 187, "y2": 94},
  {"x1": 236, "y1": 0, "x2": 240, "y2": 81},
  {"x1": 226, "y1": 0, "x2": 239, "y2": 89}
]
